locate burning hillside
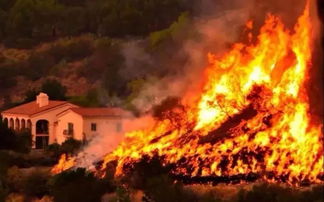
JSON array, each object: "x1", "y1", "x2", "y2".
[{"x1": 52, "y1": 1, "x2": 323, "y2": 186}]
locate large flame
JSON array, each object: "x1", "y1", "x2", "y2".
[{"x1": 52, "y1": 2, "x2": 323, "y2": 185}]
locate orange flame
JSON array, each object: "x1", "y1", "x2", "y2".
[
  {"x1": 53, "y1": 2, "x2": 323, "y2": 185},
  {"x1": 51, "y1": 154, "x2": 76, "y2": 174}
]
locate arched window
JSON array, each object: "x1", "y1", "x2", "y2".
[{"x1": 36, "y1": 120, "x2": 49, "y2": 134}]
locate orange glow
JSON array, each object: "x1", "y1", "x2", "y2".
[{"x1": 53, "y1": 2, "x2": 323, "y2": 185}]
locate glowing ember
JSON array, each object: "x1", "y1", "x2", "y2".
[{"x1": 53, "y1": 2, "x2": 323, "y2": 185}]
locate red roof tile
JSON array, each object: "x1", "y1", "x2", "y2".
[
  {"x1": 71, "y1": 107, "x2": 129, "y2": 117},
  {"x1": 2, "y1": 101, "x2": 69, "y2": 116}
]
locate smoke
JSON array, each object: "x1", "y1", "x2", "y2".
[
  {"x1": 74, "y1": 115, "x2": 155, "y2": 169},
  {"x1": 120, "y1": 40, "x2": 155, "y2": 80},
  {"x1": 120, "y1": 0, "x2": 257, "y2": 112}
]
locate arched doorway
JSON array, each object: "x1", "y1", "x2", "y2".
[
  {"x1": 35, "y1": 120, "x2": 49, "y2": 149},
  {"x1": 15, "y1": 118, "x2": 20, "y2": 130},
  {"x1": 3, "y1": 118, "x2": 8, "y2": 127},
  {"x1": 9, "y1": 118, "x2": 14, "y2": 129},
  {"x1": 21, "y1": 119, "x2": 26, "y2": 129}
]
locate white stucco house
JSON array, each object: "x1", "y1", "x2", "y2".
[{"x1": 1, "y1": 93, "x2": 129, "y2": 149}]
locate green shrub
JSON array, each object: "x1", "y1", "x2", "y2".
[
  {"x1": 149, "y1": 12, "x2": 190, "y2": 49},
  {"x1": 13, "y1": 129, "x2": 32, "y2": 153},
  {"x1": 24, "y1": 51, "x2": 55, "y2": 80},
  {"x1": 60, "y1": 138, "x2": 82, "y2": 155},
  {"x1": 45, "y1": 143, "x2": 61, "y2": 158},
  {"x1": 49, "y1": 168, "x2": 106, "y2": 202},
  {"x1": 46, "y1": 138, "x2": 83, "y2": 160},
  {"x1": 47, "y1": 36, "x2": 94, "y2": 62},
  {"x1": 68, "y1": 89, "x2": 100, "y2": 107}
]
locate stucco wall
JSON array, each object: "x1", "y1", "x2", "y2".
[
  {"x1": 56, "y1": 111, "x2": 84, "y2": 144},
  {"x1": 82, "y1": 117, "x2": 124, "y2": 141}
]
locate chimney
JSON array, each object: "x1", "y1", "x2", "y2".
[{"x1": 36, "y1": 92, "x2": 49, "y2": 107}]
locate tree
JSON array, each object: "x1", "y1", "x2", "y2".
[
  {"x1": 41, "y1": 79, "x2": 67, "y2": 100},
  {"x1": 23, "y1": 89, "x2": 39, "y2": 103},
  {"x1": 5, "y1": 0, "x2": 61, "y2": 47},
  {"x1": 58, "y1": 6, "x2": 86, "y2": 37},
  {"x1": 149, "y1": 12, "x2": 190, "y2": 48},
  {"x1": 6, "y1": 0, "x2": 35, "y2": 38}
]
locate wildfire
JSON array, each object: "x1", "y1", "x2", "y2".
[
  {"x1": 51, "y1": 154, "x2": 76, "y2": 174},
  {"x1": 53, "y1": 2, "x2": 323, "y2": 185}
]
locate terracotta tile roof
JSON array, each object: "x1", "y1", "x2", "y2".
[
  {"x1": 2, "y1": 101, "x2": 69, "y2": 116},
  {"x1": 71, "y1": 107, "x2": 130, "y2": 117}
]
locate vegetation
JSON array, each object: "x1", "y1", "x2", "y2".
[
  {"x1": 48, "y1": 168, "x2": 107, "y2": 202},
  {"x1": 0, "y1": 0, "x2": 195, "y2": 112},
  {"x1": 237, "y1": 183, "x2": 324, "y2": 202},
  {"x1": 0, "y1": 117, "x2": 32, "y2": 153},
  {"x1": 46, "y1": 138, "x2": 83, "y2": 158},
  {"x1": 23, "y1": 170, "x2": 49, "y2": 198},
  {"x1": 0, "y1": 0, "x2": 191, "y2": 48}
]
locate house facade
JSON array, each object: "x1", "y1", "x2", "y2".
[{"x1": 1, "y1": 93, "x2": 128, "y2": 149}]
